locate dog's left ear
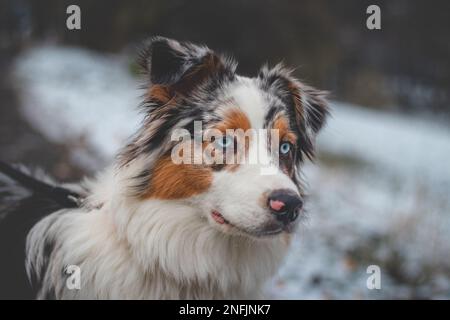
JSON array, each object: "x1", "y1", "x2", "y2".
[
  {"x1": 259, "y1": 64, "x2": 329, "y2": 159},
  {"x1": 139, "y1": 36, "x2": 236, "y2": 99}
]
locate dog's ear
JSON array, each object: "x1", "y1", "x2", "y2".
[
  {"x1": 259, "y1": 64, "x2": 329, "y2": 160},
  {"x1": 139, "y1": 36, "x2": 236, "y2": 98}
]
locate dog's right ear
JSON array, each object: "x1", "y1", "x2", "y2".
[{"x1": 139, "y1": 36, "x2": 236, "y2": 98}]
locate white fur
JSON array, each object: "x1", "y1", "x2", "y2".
[
  {"x1": 195, "y1": 164, "x2": 298, "y2": 238},
  {"x1": 26, "y1": 163, "x2": 291, "y2": 299},
  {"x1": 229, "y1": 77, "x2": 268, "y2": 129}
]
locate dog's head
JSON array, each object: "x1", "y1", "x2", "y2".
[{"x1": 119, "y1": 37, "x2": 329, "y2": 239}]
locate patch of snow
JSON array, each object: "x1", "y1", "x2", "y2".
[
  {"x1": 14, "y1": 46, "x2": 142, "y2": 169},
  {"x1": 320, "y1": 102, "x2": 450, "y2": 187}
]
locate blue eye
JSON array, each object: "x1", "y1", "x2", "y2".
[
  {"x1": 217, "y1": 135, "x2": 233, "y2": 148},
  {"x1": 280, "y1": 142, "x2": 292, "y2": 155}
]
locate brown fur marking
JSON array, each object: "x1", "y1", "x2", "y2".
[
  {"x1": 214, "y1": 108, "x2": 251, "y2": 171},
  {"x1": 148, "y1": 85, "x2": 172, "y2": 103},
  {"x1": 273, "y1": 115, "x2": 297, "y2": 144},
  {"x1": 273, "y1": 114, "x2": 297, "y2": 177},
  {"x1": 145, "y1": 156, "x2": 212, "y2": 199},
  {"x1": 215, "y1": 108, "x2": 252, "y2": 133},
  {"x1": 145, "y1": 108, "x2": 252, "y2": 199}
]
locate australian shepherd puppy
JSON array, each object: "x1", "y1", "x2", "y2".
[{"x1": 0, "y1": 37, "x2": 328, "y2": 299}]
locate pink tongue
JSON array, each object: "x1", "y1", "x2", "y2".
[
  {"x1": 212, "y1": 211, "x2": 225, "y2": 224},
  {"x1": 269, "y1": 200, "x2": 285, "y2": 211}
]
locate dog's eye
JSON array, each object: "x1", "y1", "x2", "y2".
[
  {"x1": 216, "y1": 135, "x2": 233, "y2": 149},
  {"x1": 280, "y1": 142, "x2": 292, "y2": 155}
]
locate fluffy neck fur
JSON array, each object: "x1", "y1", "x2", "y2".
[{"x1": 26, "y1": 165, "x2": 289, "y2": 299}]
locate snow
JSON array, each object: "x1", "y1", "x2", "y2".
[
  {"x1": 14, "y1": 46, "x2": 142, "y2": 169},
  {"x1": 320, "y1": 102, "x2": 450, "y2": 186},
  {"x1": 13, "y1": 46, "x2": 450, "y2": 299}
]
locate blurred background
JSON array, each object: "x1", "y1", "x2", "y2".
[{"x1": 1, "y1": 0, "x2": 449, "y2": 298}]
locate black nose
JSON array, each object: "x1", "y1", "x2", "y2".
[{"x1": 268, "y1": 189, "x2": 303, "y2": 224}]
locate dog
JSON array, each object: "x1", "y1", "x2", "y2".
[{"x1": 0, "y1": 37, "x2": 328, "y2": 299}]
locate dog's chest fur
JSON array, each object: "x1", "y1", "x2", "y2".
[{"x1": 25, "y1": 168, "x2": 289, "y2": 299}]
